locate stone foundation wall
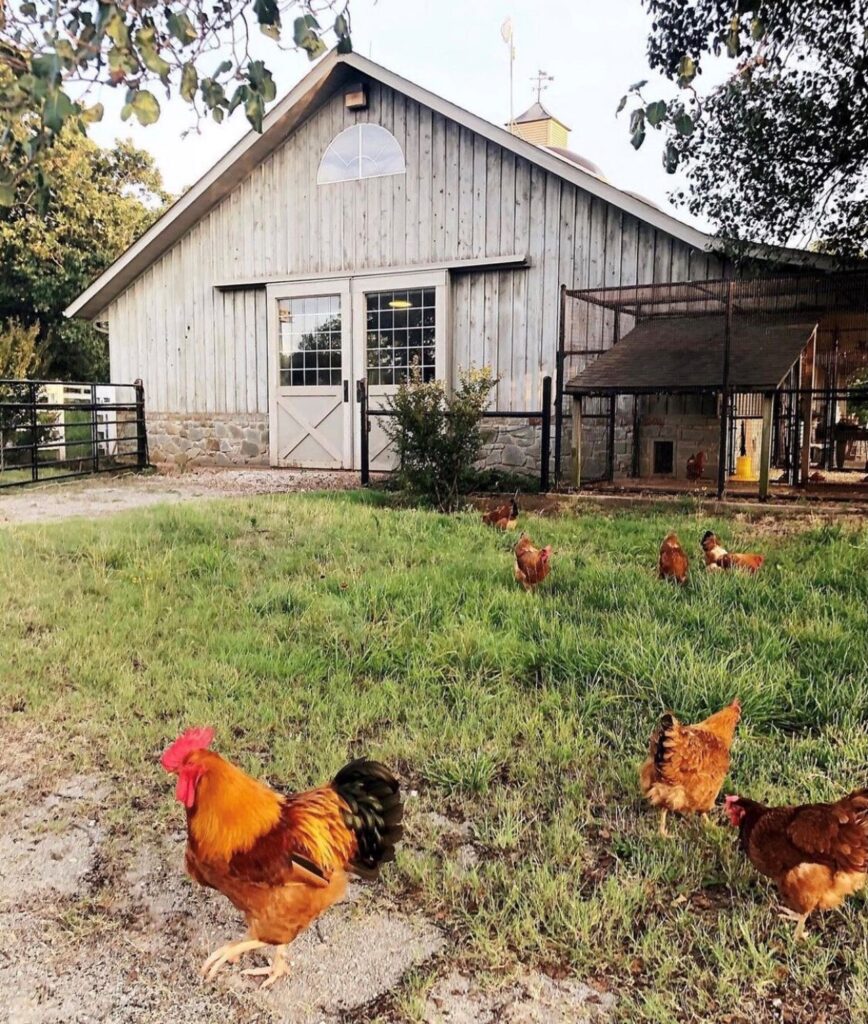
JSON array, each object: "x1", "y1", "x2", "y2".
[
  {"x1": 147, "y1": 412, "x2": 269, "y2": 469},
  {"x1": 476, "y1": 418, "x2": 543, "y2": 476}
]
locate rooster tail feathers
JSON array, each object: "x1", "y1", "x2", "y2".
[
  {"x1": 510, "y1": 490, "x2": 520, "y2": 519},
  {"x1": 332, "y1": 759, "x2": 403, "y2": 879},
  {"x1": 652, "y1": 712, "x2": 678, "y2": 770}
]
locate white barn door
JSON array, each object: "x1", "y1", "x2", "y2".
[
  {"x1": 268, "y1": 271, "x2": 448, "y2": 470},
  {"x1": 352, "y1": 271, "x2": 448, "y2": 472},
  {"x1": 267, "y1": 280, "x2": 353, "y2": 469}
]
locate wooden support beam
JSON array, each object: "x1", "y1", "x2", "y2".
[
  {"x1": 716, "y1": 280, "x2": 734, "y2": 499},
  {"x1": 571, "y1": 396, "x2": 582, "y2": 488},
  {"x1": 759, "y1": 392, "x2": 774, "y2": 501}
]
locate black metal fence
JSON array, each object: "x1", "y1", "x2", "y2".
[
  {"x1": 0, "y1": 378, "x2": 148, "y2": 489},
  {"x1": 357, "y1": 376, "x2": 553, "y2": 492}
]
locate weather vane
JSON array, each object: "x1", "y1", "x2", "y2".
[{"x1": 531, "y1": 70, "x2": 554, "y2": 103}]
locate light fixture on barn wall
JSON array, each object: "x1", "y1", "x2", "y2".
[{"x1": 344, "y1": 82, "x2": 368, "y2": 110}]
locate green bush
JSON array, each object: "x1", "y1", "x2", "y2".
[{"x1": 383, "y1": 365, "x2": 497, "y2": 512}]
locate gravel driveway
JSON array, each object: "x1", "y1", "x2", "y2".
[{"x1": 0, "y1": 468, "x2": 369, "y2": 526}]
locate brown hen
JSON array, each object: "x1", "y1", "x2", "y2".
[
  {"x1": 514, "y1": 533, "x2": 552, "y2": 591},
  {"x1": 658, "y1": 532, "x2": 689, "y2": 585},
  {"x1": 639, "y1": 699, "x2": 741, "y2": 836},
  {"x1": 726, "y1": 790, "x2": 868, "y2": 940}
]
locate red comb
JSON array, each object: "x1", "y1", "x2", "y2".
[
  {"x1": 724, "y1": 794, "x2": 738, "y2": 807},
  {"x1": 160, "y1": 726, "x2": 215, "y2": 771}
]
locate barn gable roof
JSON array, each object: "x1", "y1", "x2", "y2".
[{"x1": 65, "y1": 50, "x2": 833, "y2": 321}]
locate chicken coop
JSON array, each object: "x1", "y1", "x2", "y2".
[{"x1": 558, "y1": 271, "x2": 868, "y2": 499}]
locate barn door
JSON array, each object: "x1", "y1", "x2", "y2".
[
  {"x1": 268, "y1": 281, "x2": 352, "y2": 469},
  {"x1": 352, "y1": 271, "x2": 448, "y2": 471}
]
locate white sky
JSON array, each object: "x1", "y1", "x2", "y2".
[{"x1": 88, "y1": 0, "x2": 714, "y2": 231}]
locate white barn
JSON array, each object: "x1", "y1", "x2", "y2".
[{"x1": 67, "y1": 50, "x2": 808, "y2": 477}]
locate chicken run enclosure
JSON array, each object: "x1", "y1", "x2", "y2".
[{"x1": 556, "y1": 271, "x2": 868, "y2": 500}]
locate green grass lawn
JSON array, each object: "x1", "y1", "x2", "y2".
[{"x1": 1, "y1": 492, "x2": 867, "y2": 1022}]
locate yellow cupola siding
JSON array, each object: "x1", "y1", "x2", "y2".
[{"x1": 508, "y1": 101, "x2": 570, "y2": 148}]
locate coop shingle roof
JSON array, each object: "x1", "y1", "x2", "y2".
[{"x1": 564, "y1": 315, "x2": 817, "y2": 394}]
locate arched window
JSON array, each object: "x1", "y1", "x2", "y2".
[{"x1": 317, "y1": 124, "x2": 406, "y2": 184}]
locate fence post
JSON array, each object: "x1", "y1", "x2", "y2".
[
  {"x1": 29, "y1": 382, "x2": 38, "y2": 483},
  {"x1": 134, "y1": 378, "x2": 148, "y2": 470},
  {"x1": 554, "y1": 284, "x2": 566, "y2": 488},
  {"x1": 540, "y1": 375, "x2": 552, "y2": 493},
  {"x1": 357, "y1": 378, "x2": 370, "y2": 486},
  {"x1": 90, "y1": 383, "x2": 99, "y2": 474}
]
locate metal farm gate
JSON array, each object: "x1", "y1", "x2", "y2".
[{"x1": 0, "y1": 379, "x2": 148, "y2": 489}]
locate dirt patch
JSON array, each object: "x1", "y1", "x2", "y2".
[
  {"x1": 0, "y1": 467, "x2": 378, "y2": 527},
  {"x1": 423, "y1": 970, "x2": 614, "y2": 1023}
]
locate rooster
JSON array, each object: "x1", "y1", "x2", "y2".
[
  {"x1": 482, "y1": 491, "x2": 520, "y2": 530},
  {"x1": 658, "y1": 532, "x2": 689, "y2": 585},
  {"x1": 726, "y1": 790, "x2": 868, "y2": 940},
  {"x1": 639, "y1": 699, "x2": 741, "y2": 836},
  {"x1": 700, "y1": 530, "x2": 764, "y2": 573},
  {"x1": 160, "y1": 728, "x2": 403, "y2": 987},
  {"x1": 514, "y1": 533, "x2": 551, "y2": 591},
  {"x1": 686, "y1": 450, "x2": 707, "y2": 480}
]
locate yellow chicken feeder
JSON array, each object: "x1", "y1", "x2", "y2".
[{"x1": 732, "y1": 454, "x2": 756, "y2": 481}]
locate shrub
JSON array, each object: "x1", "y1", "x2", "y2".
[{"x1": 384, "y1": 365, "x2": 497, "y2": 512}]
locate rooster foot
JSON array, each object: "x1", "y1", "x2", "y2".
[
  {"x1": 242, "y1": 946, "x2": 289, "y2": 989},
  {"x1": 777, "y1": 907, "x2": 809, "y2": 941},
  {"x1": 201, "y1": 938, "x2": 267, "y2": 981},
  {"x1": 658, "y1": 810, "x2": 669, "y2": 838}
]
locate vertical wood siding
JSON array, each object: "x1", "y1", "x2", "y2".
[{"x1": 105, "y1": 80, "x2": 720, "y2": 414}]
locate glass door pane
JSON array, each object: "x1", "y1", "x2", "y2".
[
  {"x1": 278, "y1": 294, "x2": 343, "y2": 388},
  {"x1": 365, "y1": 288, "x2": 436, "y2": 386}
]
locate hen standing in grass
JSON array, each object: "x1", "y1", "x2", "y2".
[
  {"x1": 700, "y1": 530, "x2": 765, "y2": 573},
  {"x1": 658, "y1": 532, "x2": 689, "y2": 585},
  {"x1": 482, "y1": 491, "x2": 520, "y2": 530},
  {"x1": 513, "y1": 532, "x2": 552, "y2": 591},
  {"x1": 160, "y1": 728, "x2": 403, "y2": 987},
  {"x1": 639, "y1": 699, "x2": 741, "y2": 836},
  {"x1": 725, "y1": 790, "x2": 868, "y2": 940}
]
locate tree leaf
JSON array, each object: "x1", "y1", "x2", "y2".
[
  {"x1": 673, "y1": 112, "x2": 694, "y2": 135},
  {"x1": 167, "y1": 11, "x2": 197, "y2": 45},
  {"x1": 253, "y1": 0, "x2": 280, "y2": 27},
  {"x1": 0, "y1": 183, "x2": 15, "y2": 206},
  {"x1": 662, "y1": 141, "x2": 679, "y2": 173},
  {"x1": 616, "y1": 95, "x2": 627, "y2": 115},
  {"x1": 130, "y1": 89, "x2": 160, "y2": 126},
  {"x1": 245, "y1": 91, "x2": 265, "y2": 132},
  {"x1": 677, "y1": 55, "x2": 696, "y2": 87},
  {"x1": 136, "y1": 27, "x2": 171, "y2": 81},
  {"x1": 750, "y1": 17, "x2": 765, "y2": 41},
  {"x1": 335, "y1": 12, "x2": 352, "y2": 53},
  {"x1": 43, "y1": 88, "x2": 77, "y2": 134},
  {"x1": 645, "y1": 100, "x2": 667, "y2": 126},
  {"x1": 180, "y1": 63, "x2": 198, "y2": 103},
  {"x1": 629, "y1": 108, "x2": 645, "y2": 134},
  {"x1": 293, "y1": 15, "x2": 326, "y2": 59},
  {"x1": 81, "y1": 102, "x2": 104, "y2": 124},
  {"x1": 628, "y1": 79, "x2": 648, "y2": 92},
  {"x1": 631, "y1": 127, "x2": 646, "y2": 150},
  {"x1": 247, "y1": 60, "x2": 276, "y2": 102}
]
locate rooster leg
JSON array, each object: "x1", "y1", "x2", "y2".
[
  {"x1": 778, "y1": 907, "x2": 809, "y2": 941},
  {"x1": 242, "y1": 945, "x2": 289, "y2": 989},
  {"x1": 200, "y1": 938, "x2": 267, "y2": 981},
  {"x1": 658, "y1": 809, "x2": 669, "y2": 837}
]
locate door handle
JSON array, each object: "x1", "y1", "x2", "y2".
[{"x1": 343, "y1": 380, "x2": 349, "y2": 403}]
